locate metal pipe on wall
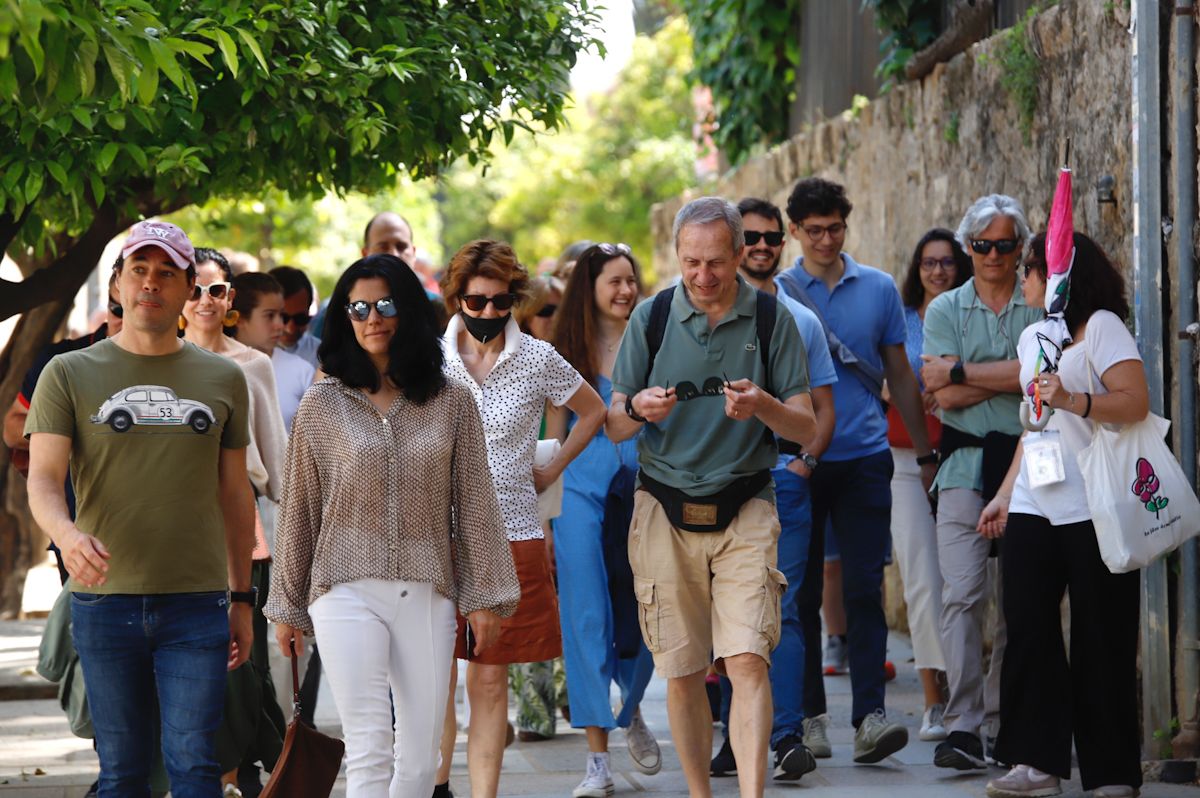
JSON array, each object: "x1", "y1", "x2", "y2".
[
  {"x1": 1172, "y1": 0, "x2": 1199, "y2": 759},
  {"x1": 1132, "y1": 0, "x2": 1174, "y2": 757}
]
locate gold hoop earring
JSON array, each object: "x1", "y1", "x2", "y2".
[
  {"x1": 223, "y1": 310, "x2": 240, "y2": 328},
  {"x1": 178, "y1": 316, "x2": 187, "y2": 331}
]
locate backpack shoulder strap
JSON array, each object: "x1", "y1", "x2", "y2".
[
  {"x1": 755, "y1": 289, "x2": 776, "y2": 395},
  {"x1": 644, "y1": 285, "x2": 676, "y2": 384}
]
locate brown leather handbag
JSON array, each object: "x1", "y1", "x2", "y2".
[{"x1": 259, "y1": 641, "x2": 345, "y2": 798}]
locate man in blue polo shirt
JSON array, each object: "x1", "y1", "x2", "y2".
[
  {"x1": 609, "y1": 196, "x2": 816, "y2": 797},
  {"x1": 775, "y1": 177, "x2": 937, "y2": 764}
]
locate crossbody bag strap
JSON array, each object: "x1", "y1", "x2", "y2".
[{"x1": 776, "y1": 268, "x2": 885, "y2": 399}]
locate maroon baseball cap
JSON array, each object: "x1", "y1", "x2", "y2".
[{"x1": 121, "y1": 220, "x2": 196, "y2": 269}]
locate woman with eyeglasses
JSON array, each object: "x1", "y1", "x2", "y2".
[
  {"x1": 182, "y1": 248, "x2": 289, "y2": 795},
  {"x1": 267, "y1": 254, "x2": 519, "y2": 798},
  {"x1": 890, "y1": 229, "x2": 972, "y2": 742},
  {"x1": 977, "y1": 233, "x2": 1146, "y2": 798},
  {"x1": 550, "y1": 243, "x2": 661, "y2": 797},
  {"x1": 433, "y1": 240, "x2": 605, "y2": 798}
]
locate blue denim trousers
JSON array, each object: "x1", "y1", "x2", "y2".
[
  {"x1": 799, "y1": 449, "x2": 894, "y2": 727},
  {"x1": 71, "y1": 591, "x2": 230, "y2": 798},
  {"x1": 720, "y1": 464, "x2": 812, "y2": 748}
]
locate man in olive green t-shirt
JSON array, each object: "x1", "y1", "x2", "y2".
[{"x1": 25, "y1": 220, "x2": 257, "y2": 797}]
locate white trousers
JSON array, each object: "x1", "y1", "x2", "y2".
[
  {"x1": 310, "y1": 579, "x2": 457, "y2": 798},
  {"x1": 890, "y1": 447, "x2": 946, "y2": 671}
]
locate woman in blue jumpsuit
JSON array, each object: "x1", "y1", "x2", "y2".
[{"x1": 550, "y1": 243, "x2": 659, "y2": 798}]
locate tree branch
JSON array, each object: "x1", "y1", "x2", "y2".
[
  {"x1": 905, "y1": 0, "x2": 994, "y2": 81},
  {"x1": 0, "y1": 203, "x2": 122, "y2": 323},
  {"x1": 0, "y1": 206, "x2": 33, "y2": 262}
]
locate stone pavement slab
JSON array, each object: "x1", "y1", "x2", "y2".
[{"x1": 1, "y1": 622, "x2": 1196, "y2": 797}]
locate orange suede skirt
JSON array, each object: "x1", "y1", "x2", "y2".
[{"x1": 454, "y1": 537, "x2": 562, "y2": 665}]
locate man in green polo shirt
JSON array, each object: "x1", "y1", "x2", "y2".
[
  {"x1": 919, "y1": 195, "x2": 1043, "y2": 772},
  {"x1": 608, "y1": 196, "x2": 816, "y2": 797}
]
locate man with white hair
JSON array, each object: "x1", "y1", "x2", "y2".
[
  {"x1": 919, "y1": 194, "x2": 1044, "y2": 770},
  {"x1": 608, "y1": 196, "x2": 817, "y2": 796}
]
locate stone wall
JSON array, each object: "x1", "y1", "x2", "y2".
[
  {"x1": 649, "y1": 0, "x2": 1132, "y2": 633},
  {"x1": 651, "y1": 0, "x2": 1132, "y2": 285}
]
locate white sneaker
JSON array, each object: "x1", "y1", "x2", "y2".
[
  {"x1": 986, "y1": 764, "x2": 1061, "y2": 797},
  {"x1": 822, "y1": 635, "x2": 848, "y2": 675},
  {"x1": 802, "y1": 713, "x2": 832, "y2": 758},
  {"x1": 919, "y1": 703, "x2": 948, "y2": 741},
  {"x1": 625, "y1": 707, "x2": 661, "y2": 775},
  {"x1": 573, "y1": 752, "x2": 615, "y2": 798}
]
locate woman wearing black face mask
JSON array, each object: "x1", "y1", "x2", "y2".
[{"x1": 438, "y1": 240, "x2": 607, "y2": 798}]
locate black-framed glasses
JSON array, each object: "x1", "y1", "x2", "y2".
[
  {"x1": 107, "y1": 299, "x2": 124, "y2": 318},
  {"x1": 280, "y1": 311, "x2": 311, "y2": 326},
  {"x1": 801, "y1": 222, "x2": 847, "y2": 241},
  {"x1": 461, "y1": 293, "x2": 517, "y2": 312},
  {"x1": 1022, "y1": 261, "x2": 1047, "y2": 278},
  {"x1": 970, "y1": 238, "x2": 1020, "y2": 256},
  {"x1": 535, "y1": 303, "x2": 559, "y2": 318},
  {"x1": 744, "y1": 230, "x2": 785, "y2": 247},
  {"x1": 346, "y1": 297, "x2": 398, "y2": 322},
  {"x1": 598, "y1": 242, "x2": 632, "y2": 257},
  {"x1": 189, "y1": 282, "x2": 230, "y2": 301},
  {"x1": 919, "y1": 257, "x2": 957, "y2": 272}
]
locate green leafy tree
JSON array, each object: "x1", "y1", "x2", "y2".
[
  {"x1": 680, "y1": 0, "x2": 800, "y2": 165},
  {"x1": 439, "y1": 15, "x2": 696, "y2": 278},
  {"x1": 862, "y1": 0, "x2": 942, "y2": 90},
  {"x1": 0, "y1": 0, "x2": 598, "y2": 612}
]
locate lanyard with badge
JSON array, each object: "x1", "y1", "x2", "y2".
[{"x1": 1023, "y1": 429, "x2": 1066, "y2": 487}]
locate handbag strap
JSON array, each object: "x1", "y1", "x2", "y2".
[{"x1": 289, "y1": 639, "x2": 302, "y2": 720}]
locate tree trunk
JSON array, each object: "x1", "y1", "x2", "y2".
[
  {"x1": 0, "y1": 300, "x2": 71, "y2": 616},
  {"x1": 905, "y1": 0, "x2": 995, "y2": 82}
]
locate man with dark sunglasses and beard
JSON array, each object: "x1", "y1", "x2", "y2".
[
  {"x1": 918, "y1": 194, "x2": 1043, "y2": 771},
  {"x1": 707, "y1": 198, "x2": 839, "y2": 781},
  {"x1": 269, "y1": 265, "x2": 321, "y2": 370},
  {"x1": 608, "y1": 197, "x2": 817, "y2": 798}
]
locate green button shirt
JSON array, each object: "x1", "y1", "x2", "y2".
[
  {"x1": 922, "y1": 277, "x2": 1044, "y2": 492},
  {"x1": 612, "y1": 276, "x2": 810, "y2": 497}
]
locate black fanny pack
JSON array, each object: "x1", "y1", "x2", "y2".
[{"x1": 638, "y1": 470, "x2": 772, "y2": 533}]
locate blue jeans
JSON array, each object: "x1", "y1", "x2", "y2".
[
  {"x1": 720, "y1": 464, "x2": 812, "y2": 748},
  {"x1": 72, "y1": 591, "x2": 230, "y2": 798},
  {"x1": 799, "y1": 450, "x2": 894, "y2": 726}
]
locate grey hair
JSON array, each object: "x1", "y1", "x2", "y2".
[
  {"x1": 956, "y1": 194, "x2": 1032, "y2": 249},
  {"x1": 672, "y1": 196, "x2": 745, "y2": 252}
]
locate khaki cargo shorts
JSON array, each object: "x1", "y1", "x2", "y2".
[{"x1": 627, "y1": 489, "x2": 786, "y2": 679}]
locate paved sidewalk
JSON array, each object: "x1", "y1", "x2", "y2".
[{"x1": 1, "y1": 615, "x2": 1195, "y2": 797}]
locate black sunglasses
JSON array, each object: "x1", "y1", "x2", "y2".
[
  {"x1": 970, "y1": 238, "x2": 1020, "y2": 256},
  {"x1": 461, "y1": 293, "x2": 517, "y2": 312},
  {"x1": 1023, "y1": 261, "x2": 1047, "y2": 278},
  {"x1": 280, "y1": 311, "x2": 311, "y2": 326},
  {"x1": 744, "y1": 231, "x2": 785, "y2": 247},
  {"x1": 345, "y1": 297, "x2": 398, "y2": 322},
  {"x1": 535, "y1": 303, "x2": 559, "y2": 318},
  {"x1": 107, "y1": 300, "x2": 124, "y2": 319}
]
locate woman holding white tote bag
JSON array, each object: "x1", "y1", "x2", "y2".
[{"x1": 977, "y1": 232, "x2": 1147, "y2": 798}]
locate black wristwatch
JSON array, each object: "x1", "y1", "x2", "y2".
[
  {"x1": 799, "y1": 452, "x2": 819, "y2": 470},
  {"x1": 625, "y1": 393, "x2": 647, "y2": 423},
  {"x1": 950, "y1": 360, "x2": 966, "y2": 385},
  {"x1": 230, "y1": 587, "x2": 259, "y2": 608},
  {"x1": 916, "y1": 450, "x2": 940, "y2": 466}
]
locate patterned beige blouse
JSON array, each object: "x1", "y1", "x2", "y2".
[{"x1": 264, "y1": 377, "x2": 520, "y2": 633}]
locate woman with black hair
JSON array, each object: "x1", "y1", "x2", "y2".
[
  {"x1": 265, "y1": 254, "x2": 519, "y2": 798},
  {"x1": 979, "y1": 233, "x2": 1147, "y2": 798},
  {"x1": 889, "y1": 229, "x2": 972, "y2": 741}
]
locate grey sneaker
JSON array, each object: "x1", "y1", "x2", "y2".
[
  {"x1": 853, "y1": 708, "x2": 909, "y2": 764},
  {"x1": 985, "y1": 764, "x2": 1062, "y2": 797},
  {"x1": 802, "y1": 713, "x2": 832, "y2": 758},
  {"x1": 625, "y1": 707, "x2": 661, "y2": 775},
  {"x1": 822, "y1": 635, "x2": 848, "y2": 675},
  {"x1": 919, "y1": 703, "x2": 947, "y2": 741},
  {"x1": 573, "y1": 753, "x2": 615, "y2": 798},
  {"x1": 1092, "y1": 787, "x2": 1138, "y2": 798}
]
